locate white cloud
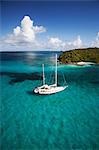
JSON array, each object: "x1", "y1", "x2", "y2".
[
  {"x1": 0, "y1": 15, "x2": 83, "y2": 51},
  {"x1": 33, "y1": 26, "x2": 46, "y2": 34},
  {"x1": 91, "y1": 32, "x2": 99, "y2": 47},
  {"x1": 13, "y1": 26, "x2": 21, "y2": 36},
  {"x1": 47, "y1": 35, "x2": 83, "y2": 50},
  {"x1": 48, "y1": 37, "x2": 65, "y2": 49},
  {"x1": 0, "y1": 15, "x2": 98, "y2": 51},
  {"x1": 72, "y1": 35, "x2": 82, "y2": 48},
  {"x1": 2, "y1": 16, "x2": 46, "y2": 45}
]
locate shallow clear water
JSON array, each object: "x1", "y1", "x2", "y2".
[{"x1": 0, "y1": 51, "x2": 99, "y2": 150}]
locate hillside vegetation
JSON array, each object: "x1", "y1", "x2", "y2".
[{"x1": 59, "y1": 48, "x2": 99, "y2": 64}]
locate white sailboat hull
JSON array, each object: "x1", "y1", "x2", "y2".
[{"x1": 34, "y1": 85, "x2": 68, "y2": 95}]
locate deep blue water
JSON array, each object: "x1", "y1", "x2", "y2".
[{"x1": 0, "y1": 51, "x2": 99, "y2": 150}]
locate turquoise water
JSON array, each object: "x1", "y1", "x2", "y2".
[{"x1": 1, "y1": 52, "x2": 99, "y2": 150}]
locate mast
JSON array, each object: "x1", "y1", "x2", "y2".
[
  {"x1": 42, "y1": 64, "x2": 45, "y2": 85},
  {"x1": 55, "y1": 54, "x2": 57, "y2": 86}
]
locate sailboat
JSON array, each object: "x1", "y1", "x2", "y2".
[{"x1": 34, "y1": 54, "x2": 68, "y2": 95}]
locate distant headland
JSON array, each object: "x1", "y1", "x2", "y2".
[{"x1": 59, "y1": 47, "x2": 99, "y2": 65}]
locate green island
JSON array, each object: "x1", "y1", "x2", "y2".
[{"x1": 58, "y1": 47, "x2": 99, "y2": 64}]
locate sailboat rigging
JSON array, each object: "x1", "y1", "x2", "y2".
[{"x1": 34, "y1": 54, "x2": 68, "y2": 94}]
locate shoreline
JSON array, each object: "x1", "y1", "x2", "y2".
[{"x1": 59, "y1": 61, "x2": 98, "y2": 66}]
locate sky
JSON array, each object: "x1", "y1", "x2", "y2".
[{"x1": 0, "y1": 0, "x2": 99, "y2": 51}]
